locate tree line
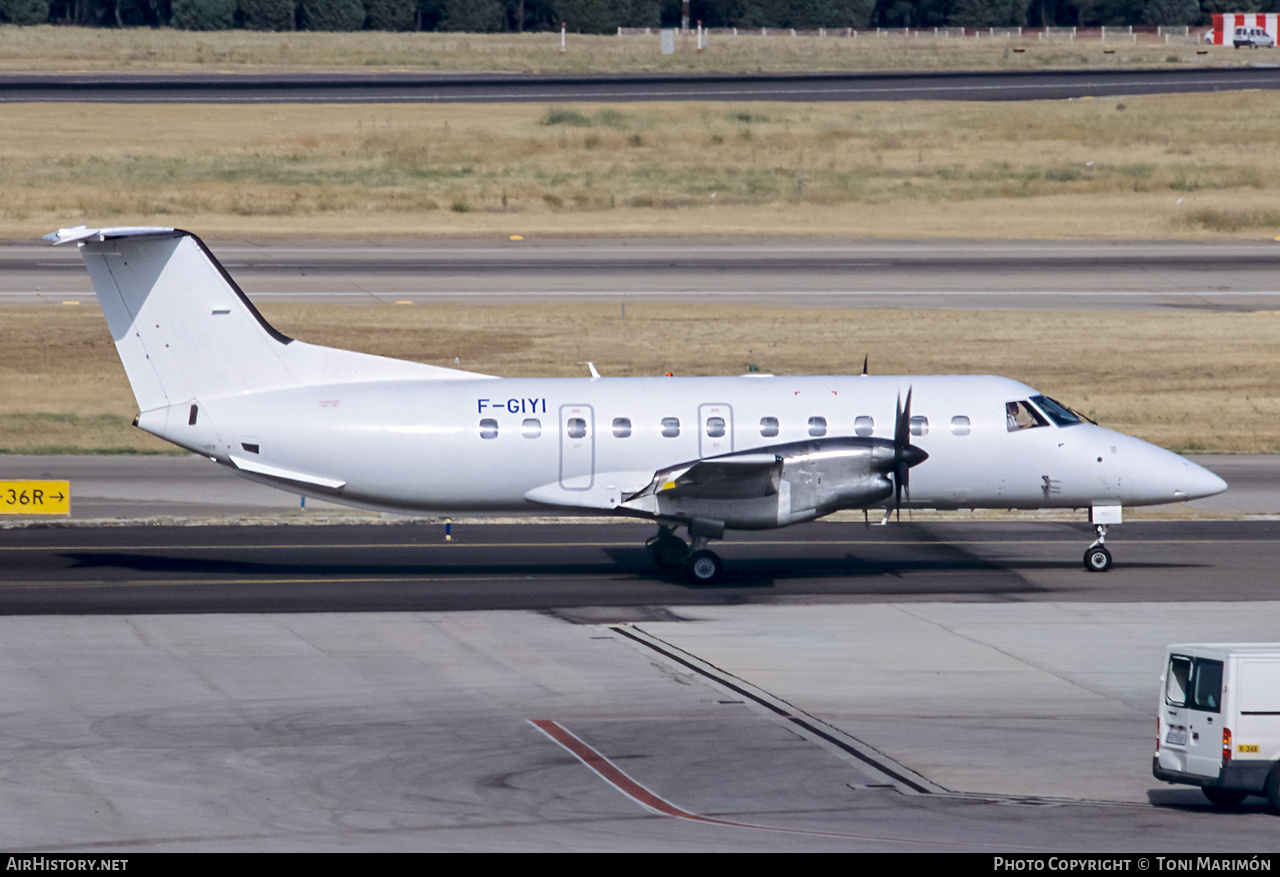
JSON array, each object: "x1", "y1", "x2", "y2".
[{"x1": 0, "y1": 0, "x2": 1270, "y2": 34}]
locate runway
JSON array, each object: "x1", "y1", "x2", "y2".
[
  {"x1": 7, "y1": 237, "x2": 1280, "y2": 309},
  {"x1": 3, "y1": 68, "x2": 1280, "y2": 104}
]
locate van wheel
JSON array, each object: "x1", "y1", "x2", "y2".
[
  {"x1": 1267, "y1": 768, "x2": 1280, "y2": 814},
  {"x1": 1202, "y1": 787, "x2": 1248, "y2": 807}
]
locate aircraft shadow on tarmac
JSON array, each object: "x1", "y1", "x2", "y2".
[{"x1": 37, "y1": 540, "x2": 1208, "y2": 609}]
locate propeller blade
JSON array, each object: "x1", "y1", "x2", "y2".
[{"x1": 892, "y1": 387, "x2": 928, "y2": 510}]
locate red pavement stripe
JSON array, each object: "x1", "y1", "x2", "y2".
[{"x1": 528, "y1": 718, "x2": 1025, "y2": 848}]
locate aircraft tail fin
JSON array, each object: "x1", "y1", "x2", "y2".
[{"x1": 47, "y1": 226, "x2": 487, "y2": 415}]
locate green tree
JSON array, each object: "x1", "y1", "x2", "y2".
[
  {"x1": 300, "y1": 0, "x2": 364, "y2": 29},
  {"x1": 367, "y1": 0, "x2": 415, "y2": 28},
  {"x1": 171, "y1": 0, "x2": 235, "y2": 28},
  {"x1": 847, "y1": 0, "x2": 875, "y2": 25},
  {"x1": 623, "y1": 0, "x2": 660, "y2": 26},
  {"x1": 0, "y1": 0, "x2": 50, "y2": 22},
  {"x1": 441, "y1": 0, "x2": 501, "y2": 29},
  {"x1": 949, "y1": 0, "x2": 1029, "y2": 26},
  {"x1": 1142, "y1": 0, "x2": 1197, "y2": 24},
  {"x1": 239, "y1": 0, "x2": 295, "y2": 29},
  {"x1": 554, "y1": 0, "x2": 618, "y2": 31}
]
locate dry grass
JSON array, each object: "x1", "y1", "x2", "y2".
[
  {"x1": 2, "y1": 302, "x2": 1275, "y2": 454},
  {"x1": 0, "y1": 26, "x2": 1237, "y2": 75},
  {"x1": 3, "y1": 93, "x2": 1280, "y2": 240}
]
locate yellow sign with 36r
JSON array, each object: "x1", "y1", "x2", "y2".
[{"x1": 0, "y1": 481, "x2": 70, "y2": 515}]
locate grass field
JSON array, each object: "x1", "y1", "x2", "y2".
[
  {"x1": 0, "y1": 26, "x2": 1234, "y2": 75},
  {"x1": 3, "y1": 92, "x2": 1280, "y2": 240},
  {"x1": 2, "y1": 302, "x2": 1275, "y2": 455}
]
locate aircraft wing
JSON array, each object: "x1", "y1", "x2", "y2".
[
  {"x1": 526, "y1": 437, "x2": 923, "y2": 530},
  {"x1": 625, "y1": 454, "x2": 784, "y2": 502}
]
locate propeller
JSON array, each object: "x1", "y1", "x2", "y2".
[{"x1": 892, "y1": 387, "x2": 929, "y2": 516}]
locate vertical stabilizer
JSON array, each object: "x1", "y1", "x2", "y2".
[
  {"x1": 47, "y1": 226, "x2": 492, "y2": 422},
  {"x1": 47, "y1": 226, "x2": 299, "y2": 413}
]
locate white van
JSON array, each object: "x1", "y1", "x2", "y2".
[
  {"x1": 1233, "y1": 26, "x2": 1275, "y2": 48},
  {"x1": 1154, "y1": 644, "x2": 1280, "y2": 808}
]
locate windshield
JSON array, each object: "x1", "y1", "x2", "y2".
[{"x1": 1030, "y1": 394, "x2": 1082, "y2": 427}]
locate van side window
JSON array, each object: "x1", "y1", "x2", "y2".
[
  {"x1": 1166, "y1": 655, "x2": 1191, "y2": 707},
  {"x1": 1189, "y1": 659, "x2": 1223, "y2": 713},
  {"x1": 1167, "y1": 655, "x2": 1223, "y2": 713}
]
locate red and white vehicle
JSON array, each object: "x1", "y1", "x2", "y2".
[{"x1": 1206, "y1": 13, "x2": 1278, "y2": 46}]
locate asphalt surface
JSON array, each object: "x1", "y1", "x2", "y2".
[
  {"x1": 3, "y1": 68, "x2": 1280, "y2": 103},
  {"x1": 0, "y1": 519, "x2": 1275, "y2": 615},
  {"x1": 8, "y1": 237, "x2": 1280, "y2": 309}
]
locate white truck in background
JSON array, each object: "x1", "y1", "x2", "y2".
[{"x1": 1154, "y1": 644, "x2": 1280, "y2": 809}]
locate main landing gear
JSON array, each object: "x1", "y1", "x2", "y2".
[
  {"x1": 1084, "y1": 523, "x2": 1113, "y2": 572},
  {"x1": 645, "y1": 525, "x2": 724, "y2": 585}
]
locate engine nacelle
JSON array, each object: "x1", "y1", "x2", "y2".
[{"x1": 652, "y1": 438, "x2": 908, "y2": 530}]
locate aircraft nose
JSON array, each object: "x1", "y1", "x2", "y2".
[{"x1": 1180, "y1": 459, "x2": 1228, "y2": 501}]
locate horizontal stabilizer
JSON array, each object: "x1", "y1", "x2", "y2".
[{"x1": 229, "y1": 455, "x2": 346, "y2": 491}]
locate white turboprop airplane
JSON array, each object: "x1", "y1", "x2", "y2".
[{"x1": 47, "y1": 225, "x2": 1228, "y2": 583}]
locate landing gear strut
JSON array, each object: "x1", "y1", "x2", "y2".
[
  {"x1": 646, "y1": 525, "x2": 724, "y2": 584},
  {"x1": 1083, "y1": 524, "x2": 1113, "y2": 572}
]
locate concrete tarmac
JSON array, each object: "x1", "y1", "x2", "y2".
[{"x1": 1, "y1": 605, "x2": 1278, "y2": 851}]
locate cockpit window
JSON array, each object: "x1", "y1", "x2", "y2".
[
  {"x1": 1006, "y1": 400, "x2": 1048, "y2": 432},
  {"x1": 1030, "y1": 394, "x2": 1082, "y2": 427}
]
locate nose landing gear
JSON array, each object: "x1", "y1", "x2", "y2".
[{"x1": 1084, "y1": 524, "x2": 1113, "y2": 572}]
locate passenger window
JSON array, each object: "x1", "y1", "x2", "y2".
[
  {"x1": 808, "y1": 416, "x2": 827, "y2": 437},
  {"x1": 909, "y1": 415, "x2": 928, "y2": 437},
  {"x1": 950, "y1": 416, "x2": 971, "y2": 436},
  {"x1": 662, "y1": 417, "x2": 680, "y2": 438},
  {"x1": 566, "y1": 418, "x2": 587, "y2": 439},
  {"x1": 612, "y1": 417, "x2": 631, "y2": 438},
  {"x1": 706, "y1": 416, "x2": 726, "y2": 438},
  {"x1": 479, "y1": 418, "x2": 498, "y2": 439},
  {"x1": 854, "y1": 416, "x2": 874, "y2": 437},
  {"x1": 759, "y1": 416, "x2": 779, "y2": 437},
  {"x1": 522, "y1": 418, "x2": 541, "y2": 439}
]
